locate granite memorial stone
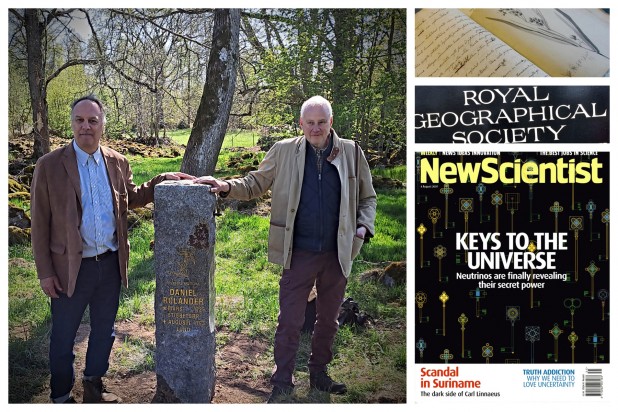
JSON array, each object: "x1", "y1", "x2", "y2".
[{"x1": 154, "y1": 181, "x2": 216, "y2": 403}]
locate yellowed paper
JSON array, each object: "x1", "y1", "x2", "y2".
[{"x1": 467, "y1": 8, "x2": 609, "y2": 77}]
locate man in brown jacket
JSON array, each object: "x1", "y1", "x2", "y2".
[
  {"x1": 195, "y1": 95, "x2": 377, "y2": 402},
  {"x1": 30, "y1": 95, "x2": 192, "y2": 403}
]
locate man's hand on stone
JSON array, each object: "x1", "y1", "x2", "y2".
[
  {"x1": 40, "y1": 275, "x2": 63, "y2": 298},
  {"x1": 162, "y1": 172, "x2": 195, "y2": 180},
  {"x1": 193, "y1": 176, "x2": 230, "y2": 194}
]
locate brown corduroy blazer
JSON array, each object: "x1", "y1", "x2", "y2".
[{"x1": 30, "y1": 142, "x2": 165, "y2": 297}]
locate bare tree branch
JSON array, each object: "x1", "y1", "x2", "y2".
[
  {"x1": 45, "y1": 58, "x2": 99, "y2": 85},
  {"x1": 109, "y1": 9, "x2": 210, "y2": 48}
]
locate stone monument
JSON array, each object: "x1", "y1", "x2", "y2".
[{"x1": 153, "y1": 181, "x2": 216, "y2": 403}]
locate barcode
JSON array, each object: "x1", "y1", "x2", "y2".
[{"x1": 582, "y1": 368, "x2": 603, "y2": 397}]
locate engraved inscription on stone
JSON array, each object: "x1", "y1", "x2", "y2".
[
  {"x1": 160, "y1": 280, "x2": 207, "y2": 333},
  {"x1": 160, "y1": 245, "x2": 207, "y2": 333}
]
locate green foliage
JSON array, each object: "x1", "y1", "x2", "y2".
[
  {"x1": 47, "y1": 65, "x2": 90, "y2": 137},
  {"x1": 9, "y1": 327, "x2": 50, "y2": 403},
  {"x1": 215, "y1": 212, "x2": 280, "y2": 336},
  {"x1": 169, "y1": 129, "x2": 261, "y2": 148},
  {"x1": 8, "y1": 54, "x2": 31, "y2": 135},
  {"x1": 92, "y1": 88, "x2": 128, "y2": 139},
  {"x1": 8, "y1": 245, "x2": 52, "y2": 403},
  {"x1": 167, "y1": 129, "x2": 191, "y2": 145},
  {"x1": 8, "y1": 246, "x2": 50, "y2": 330},
  {"x1": 215, "y1": 150, "x2": 265, "y2": 177},
  {"x1": 119, "y1": 221, "x2": 157, "y2": 320},
  {"x1": 110, "y1": 335, "x2": 155, "y2": 375},
  {"x1": 256, "y1": 46, "x2": 306, "y2": 127},
  {"x1": 9, "y1": 196, "x2": 31, "y2": 215},
  {"x1": 241, "y1": 9, "x2": 406, "y2": 157},
  {"x1": 123, "y1": 148, "x2": 266, "y2": 188},
  {"x1": 356, "y1": 188, "x2": 406, "y2": 263},
  {"x1": 9, "y1": 9, "x2": 405, "y2": 164},
  {"x1": 373, "y1": 166, "x2": 407, "y2": 183},
  {"x1": 126, "y1": 156, "x2": 183, "y2": 186},
  {"x1": 222, "y1": 130, "x2": 261, "y2": 148}
]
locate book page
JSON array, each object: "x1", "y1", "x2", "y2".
[
  {"x1": 467, "y1": 9, "x2": 609, "y2": 77},
  {"x1": 415, "y1": 8, "x2": 548, "y2": 77}
]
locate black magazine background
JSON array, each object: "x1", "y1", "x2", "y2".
[{"x1": 415, "y1": 152, "x2": 610, "y2": 364}]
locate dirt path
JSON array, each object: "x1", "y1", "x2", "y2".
[{"x1": 30, "y1": 320, "x2": 272, "y2": 404}]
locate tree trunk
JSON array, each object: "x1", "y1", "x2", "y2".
[
  {"x1": 181, "y1": 9, "x2": 240, "y2": 177},
  {"x1": 186, "y1": 46, "x2": 192, "y2": 128},
  {"x1": 24, "y1": 9, "x2": 50, "y2": 159},
  {"x1": 379, "y1": 12, "x2": 396, "y2": 155},
  {"x1": 331, "y1": 10, "x2": 356, "y2": 139}
]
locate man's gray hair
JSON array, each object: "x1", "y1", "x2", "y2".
[
  {"x1": 71, "y1": 95, "x2": 107, "y2": 125},
  {"x1": 300, "y1": 95, "x2": 333, "y2": 119}
]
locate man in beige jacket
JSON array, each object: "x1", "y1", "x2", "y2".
[
  {"x1": 195, "y1": 95, "x2": 376, "y2": 402},
  {"x1": 31, "y1": 95, "x2": 192, "y2": 403}
]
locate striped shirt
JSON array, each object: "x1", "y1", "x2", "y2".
[{"x1": 73, "y1": 140, "x2": 117, "y2": 257}]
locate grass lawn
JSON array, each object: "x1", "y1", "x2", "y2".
[{"x1": 169, "y1": 129, "x2": 261, "y2": 148}]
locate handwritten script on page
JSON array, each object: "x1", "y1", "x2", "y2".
[{"x1": 415, "y1": 9, "x2": 548, "y2": 77}]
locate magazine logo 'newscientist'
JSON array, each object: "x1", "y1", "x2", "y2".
[{"x1": 419, "y1": 157, "x2": 604, "y2": 184}]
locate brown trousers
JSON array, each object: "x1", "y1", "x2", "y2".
[{"x1": 270, "y1": 249, "x2": 347, "y2": 388}]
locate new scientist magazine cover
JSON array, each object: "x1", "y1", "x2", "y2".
[{"x1": 414, "y1": 151, "x2": 611, "y2": 406}]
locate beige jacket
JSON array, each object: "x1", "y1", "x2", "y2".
[
  {"x1": 226, "y1": 130, "x2": 377, "y2": 277},
  {"x1": 30, "y1": 142, "x2": 165, "y2": 297}
]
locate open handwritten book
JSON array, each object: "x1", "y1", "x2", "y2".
[{"x1": 416, "y1": 8, "x2": 609, "y2": 77}]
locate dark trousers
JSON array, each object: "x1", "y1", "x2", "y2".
[
  {"x1": 270, "y1": 249, "x2": 347, "y2": 388},
  {"x1": 49, "y1": 251, "x2": 121, "y2": 399}
]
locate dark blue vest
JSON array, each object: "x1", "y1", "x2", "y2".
[{"x1": 293, "y1": 138, "x2": 341, "y2": 252}]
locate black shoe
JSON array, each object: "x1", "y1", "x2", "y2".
[
  {"x1": 82, "y1": 377, "x2": 121, "y2": 403},
  {"x1": 310, "y1": 371, "x2": 347, "y2": 394},
  {"x1": 267, "y1": 385, "x2": 294, "y2": 403},
  {"x1": 52, "y1": 395, "x2": 77, "y2": 403}
]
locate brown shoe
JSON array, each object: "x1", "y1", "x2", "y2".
[
  {"x1": 310, "y1": 371, "x2": 347, "y2": 394},
  {"x1": 266, "y1": 385, "x2": 294, "y2": 403},
  {"x1": 82, "y1": 377, "x2": 121, "y2": 403}
]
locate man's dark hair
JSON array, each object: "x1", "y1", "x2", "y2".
[{"x1": 71, "y1": 95, "x2": 106, "y2": 124}]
